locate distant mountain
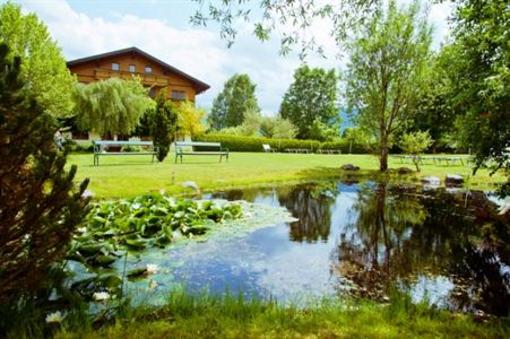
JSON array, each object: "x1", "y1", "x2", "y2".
[{"x1": 339, "y1": 108, "x2": 355, "y2": 133}]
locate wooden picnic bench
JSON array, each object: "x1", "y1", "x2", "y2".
[
  {"x1": 175, "y1": 141, "x2": 229, "y2": 163},
  {"x1": 92, "y1": 140, "x2": 157, "y2": 166},
  {"x1": 392, "y1": 154, "x2": 465, "y2": 166}
]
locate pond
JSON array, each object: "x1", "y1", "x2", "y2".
[{"x1": 75, "y1": 180, "x2": 510, "y2": 316}]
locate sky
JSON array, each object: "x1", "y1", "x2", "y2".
[{"x1": 11, "y1": 0, "x2": 454, "y2": 115}]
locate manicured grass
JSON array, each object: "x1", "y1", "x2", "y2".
[
  {"x1": 69, "y1": 152, "x2": 505, "y2": 198},
  {"x1": 53, "y1": 291, "x2": 509, "y2": 339}
]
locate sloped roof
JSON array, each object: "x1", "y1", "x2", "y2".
[{"x1": 67, "y1": 46, "x2": 210, "y2": 94}]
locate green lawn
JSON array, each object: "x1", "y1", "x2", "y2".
[{"x1": 69, "y1": 152, "x2": 505, "y2": 198}]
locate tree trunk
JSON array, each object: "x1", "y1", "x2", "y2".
[{"x1": 379, "y1": 142, "x2": 389, "y2": 172}]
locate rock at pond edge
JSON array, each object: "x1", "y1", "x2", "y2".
[
  {"x1": 445, "y1": 174, "x2": 464, "y2": 187},
  {"x1": 341, "y1": 164, "x2": 360, "y2": 171}
]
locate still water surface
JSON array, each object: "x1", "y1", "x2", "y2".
[{"x1": 126, "y1": 181, "x2": 510, "y2": 316}]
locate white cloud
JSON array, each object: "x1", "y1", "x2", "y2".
[{"x1": 18, "y1": 0, "x2": 451, "y2": 114}]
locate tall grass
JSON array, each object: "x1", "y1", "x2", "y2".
[{"x1": 45, "y1": 289, "x2": 510, "y2": 338}]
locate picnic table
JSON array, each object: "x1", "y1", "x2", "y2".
[{"x1": 392, "y1": 154, "x2": 465, "y2": 166}]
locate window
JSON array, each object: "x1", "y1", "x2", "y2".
[
  {"x1": 128, "y1": 64, "x2": 136, "y2": 73},
  {"x1": 171, "y1": 90, "x2": 187, "y2": 101},
  {"x1": 112, "y1": 62, "x2": 120, "y2": 71},
  {"x1": 144, "y1": 66, "x2": 152, "y2": 74}
]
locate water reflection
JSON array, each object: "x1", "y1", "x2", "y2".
[
  {"x1": 192, "y1": 181, "x2": 510, "y2": 315},
  {"x1": 334, "y1": 182, "x2": 510, "y2": 316},
  {"x1": 212, "y1": 183, "x2": 337, "y2": 243}
]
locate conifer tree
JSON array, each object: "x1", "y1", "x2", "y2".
[
  {"x1": 151, "y1": 93, "x2": 178, "y2": 161},
  {"x1": 0, "y1": 43, "x2": 89, "y2": 303}
]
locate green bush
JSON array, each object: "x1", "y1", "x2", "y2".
[{"x1": 194, "y1": 134, "x2": 369, "y2": 153}]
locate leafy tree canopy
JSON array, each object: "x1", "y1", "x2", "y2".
[
  {"x1": 175, "y1": 100, "x2": 206, "y2": 138},
  {"x1": 190, "y1": 0, "x2": 380, "y2": 57},
  {"x1": 208, "y1": 73, "x2": 260, "y2": 129},
  {"x1": 345, "y1": 0, "x2": 431, "y2": 171},
  {"x1": 74, "y1": 77, "x2": 153, "y2": 136},
  {"x1": 408, "y1": 45, "x2": 460, "y2": 151},
  {"x1": 260, "y1": 116, "x2": 297, "y2": 139},
  {"x1": 0, "y1": 2, "x2": 76, "y2": 117},
  {"x1": 280, "y1": 65, "x2": 339, "y2": 140},
  {"x1": 447, "y1": 0, "x2": 510, "y2": 175}
]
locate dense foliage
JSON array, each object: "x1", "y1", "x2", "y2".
[
  {"x1": 280, "y1": 65, "x2": 339, "y2": 140},
  {"x1": 208, "y1": 74, "x2": 261, "y2": 129},
  {"x1": 345, "y1": 0, "x2": 431, "y2": 171},
  {"x1": 74, "y1": 77, "x2": 153, "y2": 137},
  {"x1": 448, "y1": 0, "x2": 510, "y2": 175},
  {"x1": 195, "y1": 133, "x2": 369, "y2": 153},
  {"x1": 0, "y1": 2, "x2": 76, "y2": 117},
  {"x1": 260, "y1": 116, "x2": 297, "y2": 139},
  {"x1": 0, "y1": 43, "x2": 89, "y2": 303},
  {"x1": 150, "y1": 94, "x2": 178, "y2": 161},
  {"x1": 175, "y1": 100, "x2": 206, "y2": 138}
]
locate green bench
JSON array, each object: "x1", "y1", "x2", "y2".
[
  {"x1": 175, "y1": 141, "x2": 229, "y2": 163},
  {"x1": 92, "y1": 140, "x2": 157, "y2": 166}
]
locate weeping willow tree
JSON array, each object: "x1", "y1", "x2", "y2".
[{"x1": 74, "y1": 77, "x2": 154, "y2": 136}]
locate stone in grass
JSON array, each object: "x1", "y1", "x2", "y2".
[
  {"x1": 445, "y1": 174, "x2": 464, "y2": 187},
  {"x1": 421, "y1": 176, "x2": 440, "y2": 186},
  {"x1": 396, "y1": 167, "x2": 413, "y2": 175},
  {"x1": 341, "y1": 164, "x2": 360, "y2": 171}
]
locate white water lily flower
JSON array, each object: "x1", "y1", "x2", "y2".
[
  {"x1": 81, "y1": 189, "x2": 94, "y2": 199},
  {"x1": 93, "y1": 291, "x2": 110, "y2": 301},
  {"x1": 148, "y1": 279, "x2": 158, "y2": 290},
  {"x1": 146, "y1": 264, "x2": 159, "y2": 275},
  {"x1": 45, "y1": 311, "x2": 64, "y2": 324}
]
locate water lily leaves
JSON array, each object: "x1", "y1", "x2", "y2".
[
  {"x1": 124, "y1": 237, "x2": 146, "y2": 250},
  {"x1": 94, "y1": 255, "x2": 117, "y2": 267}
]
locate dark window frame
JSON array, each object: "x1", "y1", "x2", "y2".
[{"x1": 171, "y1": 90, "x2": 187, "y2": 101}]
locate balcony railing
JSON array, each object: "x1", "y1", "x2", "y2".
[{"x1": 94, "y1": 68, "x2": 168, "y2": 87}]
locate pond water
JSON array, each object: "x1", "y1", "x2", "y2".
[{"x1": 93, "y1": 181, "x2": 510, "y2": 316}]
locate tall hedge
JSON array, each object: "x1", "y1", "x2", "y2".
[{"x1": 194, "y1": 133, "x2": 369, "y2": 153}]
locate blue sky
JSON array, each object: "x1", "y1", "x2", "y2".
[{"x1": 11, "y1": 0, "x2": 453, "y2": 115}]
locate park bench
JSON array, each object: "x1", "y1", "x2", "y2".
[
  {"x1": 262, "y1": 144, "x2": 278, "y2": 152},
  {"x1": 92, "y1": 140, "x2": 157, "y2": 166},
  {"x1": 317, "y1": 149, "x2": 342, "y2": 154},
  {"x1": 175, "y1": 141, "x2": 229, "y2": 163},
  {"x1": 285, "y1": 148, "x2": 312, "y2": 154}
]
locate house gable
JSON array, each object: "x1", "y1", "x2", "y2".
[{"x1": 67, "y1": 47, "x2": 210, "y2": 101}]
